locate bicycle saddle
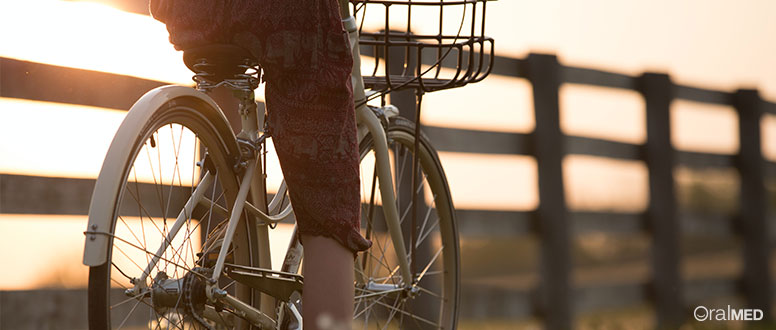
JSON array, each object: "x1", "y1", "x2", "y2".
[{"x1": 182, "y1": 44, "x2": 259, "y2": 83}]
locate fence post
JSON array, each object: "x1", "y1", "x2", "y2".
[
  {"x1": 527, "y1": 53, "x2": 572, "y2": 330},
  {"x1": 734, "y1": 88, "x2": 771, "y2": 318},
  {"x1": 640, "y1": 73, "x2": 684, "y2": 328}
]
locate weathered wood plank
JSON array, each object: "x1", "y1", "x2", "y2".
[
  {"x1": 455, "y1": 209, "x2": 534, "y2": 237},
  {"x1": 641, "y1": 72, "x2": 684, "y2": 327},
  {"x1": 0, "y1": 58, "x2": 165, "y2": 110},
  {"x1": 563, "y1": 66, "x2": 638, "y2": 90},
  {"x1": 424, "y1": 126, "x2": 532, "y2": 155},
  {"x1": 735, "y1": 89, "x2": 772, "y2": 317},
  {"x1": 764, "y1": 101, "x2": 776, "y2": 116},
  {"x1": 0, "y1": 174, "x2": 190, "y2": 218},
  {"x1": 566, "y1": 136, "x2": 642, "y2": 160},
  {"x1": 0, "y1": 174, "x2": 94, "y2": 215},
  {"x1": 571, "y1": 211, "x2": 644, "y2": 234},
  {"x1": 676, "y1": 151, "x2": 735, "y2": 169},
  {"x1": 674, "y1": 85, "x2": 735, "y2": 106},
  {"x1": 528, "y1": 53, "x2": 572, "y2": 330}
]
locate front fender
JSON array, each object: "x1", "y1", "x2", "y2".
[{"x1": 82, "y1": 85, "x2": 228, "y2": 266}]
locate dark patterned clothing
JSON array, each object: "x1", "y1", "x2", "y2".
[{"x1": 150, "y1": 0, "x2": 371, "y2": 253}]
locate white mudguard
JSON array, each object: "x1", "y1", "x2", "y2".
[{"x1": 82, "y1": 85, "x2": 229, "y2": 266}]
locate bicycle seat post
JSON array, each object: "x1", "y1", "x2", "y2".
[
  {"x1": 184, "y1": 44, "x2": 263, "y2": 143},
  {"x1": 234, "y1": 85, "x2": 260, "y2": 142}
]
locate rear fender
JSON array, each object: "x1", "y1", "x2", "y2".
[{"x1": 82, "y1": 85, "x2": 232, "y2": 266}]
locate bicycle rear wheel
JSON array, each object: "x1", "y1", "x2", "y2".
[
  {"x1": 354, "y1": 116, "x2": 460, "y2": 330},
  {"x1": 87, "y1": 95, "x2": 260, "y2": 329}
]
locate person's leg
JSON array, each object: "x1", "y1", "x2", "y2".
[
  {"x1": 302, "y1": 235, "x2": 354, "y2": 330},
  {"x1": 237, "y1": 2, "x2": 369, "y2": 329}
]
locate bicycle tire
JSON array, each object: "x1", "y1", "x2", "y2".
[
  {"x1": 354, "y1": 116, "x2": 460, "y2": 330},
  {"x1": 87, "y1": 95, "x2": 260, "y2": 329},
  {"x1": 279, "y1": 116, "x2": 460, "y2": 329}
]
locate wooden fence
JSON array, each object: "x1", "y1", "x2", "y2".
[
  {"x1": 1, "y1": 47, "x2": 776, "y2": 329},
  {"x1": 411, "y1": 53, "x2": 776, "y2": 329}
]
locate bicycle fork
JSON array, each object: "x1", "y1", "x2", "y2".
[{"x1": 345, "y1": 12, "x2": 414, "y2": 289}]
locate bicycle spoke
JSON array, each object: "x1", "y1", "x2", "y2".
[
  {"x1": 354, "y1": 291, "x2": 391, "y2": 319},
  {"x1": 110, "y1": 277, "x2": 131, "y2": 290},
  {"x1": 112, "y1": 234, "x2": 197, "y2": 277},
  {"x1": 416, "y1": 284, "x2": 443, "y2": 300},
  {"x1": 116, "y1": 297, "x2": 144, "y2": 330},
  {"x1": 114, "y1": 244, "x2": 151, "y2": 278},
  {"x1": 416, "y1": 245, "x2": 443, "y2": 282},
  {"x1": 380, "y1": 296, "x2": 403, "y2": 330},
  {"x1": 414, "y1": 196, "x2": 436, "y2": 247},
  {"x1": 144, "y1": 138, "x2": 165, "y2": 224},
  {"x1": 117, "y1": 215, "x2": 146, "y2": 257},
  {"x1": 110, "y1": 291, "x2": 147, "y2": 310},
  {"x1": 370, "y1": 298, "x2": 439, "y2": 328},
  {"x1": 156, "y1": 131, "x2": 166, "y2": 223},
  {"x1": 133, "y1": 167, "x2": 153, "y2": 275}
]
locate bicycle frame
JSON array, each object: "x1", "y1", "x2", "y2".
[{"x1": 82, "y1": 5, "x2": 413, "y2": 327}]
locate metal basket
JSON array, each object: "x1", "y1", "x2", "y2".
[{"x1": 351, "y1": 0, "x2": 494, "y2": 93}]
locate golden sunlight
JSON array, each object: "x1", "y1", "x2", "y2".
[
  {"x1": 0, "y1": 0, "x2": 191, "y2": 85},
  {"x1": 560, "y1": 84, "x2": 646, "y2": 144},
  {"x1": 438, "y1": 152, "x2": 538, "y2": 211},
  {"x1": 671, "y1": 100, "x2": 739, "y2": 154},
  {"x1": 422, "y1": 74, "x2": 535, "y2": 133},
  {"x1": 0, "y1": 97, "x2": 125, "y2": 179},
  {"x1": 0, "y1": 214, "x2": 91, "y2": 290},
  {"x1": 563, "y1": 155, "x2": 649, "y2": 212}
]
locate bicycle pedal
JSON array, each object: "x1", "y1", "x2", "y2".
[{"x1": 224, "y1": 264, "x2": 303, "y2": 302}]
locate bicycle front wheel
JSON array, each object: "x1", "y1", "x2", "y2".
[
  {"x1": 355, "y1": 116, "x2": 460, "y2": 330},
  {"x1": 87, "y1": 95, "x2": 260, "y2": 329}
]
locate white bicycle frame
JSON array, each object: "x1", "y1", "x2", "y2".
[{"x1": 82, "y1": 9, "x2": 412, "y2": 328}]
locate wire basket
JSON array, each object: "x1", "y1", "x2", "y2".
[{"x1": 351, "y1": 0, "x2": 494, "y2": 94}]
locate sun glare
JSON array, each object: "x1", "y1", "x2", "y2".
[
  {"x1": 422, "y1": 73, "x2": 535, "y2": 133},
  {"x1": 671, "y1": 100, "x2": 739, "y2": 154},
  {"x1": 560, "y1": 84, "x2": 646, "y2": 144},
  {"x1": 563, "y1": 155, "x2": 649, "y2": 212},
  {"x1": 0, "y1": 0, "x2": 191, "y2": 85},
  {"x1": 0, "y1": 97, "x2": 125, "y2": 179},
  {"x1": 438, "y1": 152, "x2": 538, "y2": 211}
]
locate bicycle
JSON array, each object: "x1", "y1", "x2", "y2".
[{"x1": 82, "y1": 0, "x2": 493, "y2": 328}]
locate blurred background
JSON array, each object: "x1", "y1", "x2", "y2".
[{"x1": 1, "y1": 0, "x2": 775, "y2": 329}]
